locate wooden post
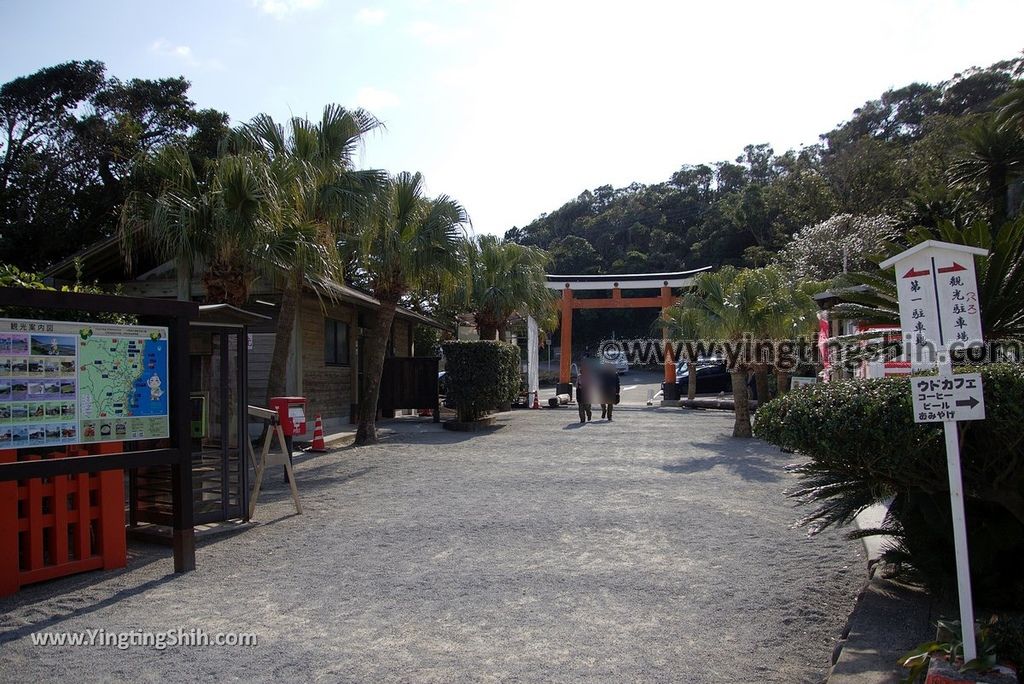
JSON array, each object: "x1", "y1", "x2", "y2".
[
  {"x1": 0, "y1": 449, "x2": 17, "y2": 595},
  {"x1": 98, "y1": 469, "x2": 127, "y2": 569},
  {"x1": 93, "y1": 441, "x2": 127, "y2": 570},
  {"x1": 170, "y1": 314, "x2": 195, "y2": 572},
  {"x1": 558, "y1": 287, "x2": 573, "y2": 391},
  {"x1": 237, "y1": 331, "x2": 250, "y2": 521}
]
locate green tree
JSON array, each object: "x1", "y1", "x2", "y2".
[
  {"x1": 659, "y1": 305, "x2": 701, "y2": 400},
  {"x1": 232, "y1": 105, "x2": 385, "y2": 406},
  {"x1": 997, "y1": 83, "x2": 1024, "y2": 131},
  {"x1": 547, "y1": 235, "x2": 603, "y2": 274},
  {"x1": 119, "y1": 146, "x2": 272, "y2": 305},
  {"x1": 678, "y1": 266, "x2": 773, "y2": 437},
  {"x1": 454, "y1": 234, "x2": 555, "y2": 340},
  {"x1": 0, "y1": 61, "x2": 106, "y2": 268},
  {"x1": 0, "y1": 60, "x2": 228, "y2": 270},
  {"x1": 949, "y1": 116, "x2": 1024, "y2": 230},
  {"x1": 745, "y1": 267, "x2": 822, "y2": 397},
  {"x1": 347, "y1": 171, "x2": 468, "y2": 445}
]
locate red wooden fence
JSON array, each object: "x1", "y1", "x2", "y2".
[{"x1": 0, "y1": 443, "x2": 126, "y2": 596}]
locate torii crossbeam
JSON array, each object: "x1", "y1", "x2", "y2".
[{"x1": 545, "y1": 269, "x2": 711, "y2": 401}]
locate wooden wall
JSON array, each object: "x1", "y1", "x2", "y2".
[
  {"x1": 121, "y1": 270, "x2": 432, "y2": 432},
  {"x1": 393, "y1": 319, "x2": 414, "y2": 357},
  {"x1": 246, "y1": 333, "x2": 275, "y2": 409},
  {"x1": 298, "y1": 295, "x2": 356, "y2": 431}
]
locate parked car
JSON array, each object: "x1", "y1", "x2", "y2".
[
  {"x1": 675, "y1": 360, "x2": 760, "y2": 399},
  {"x1": 600, "y1": 349, "x2": 629, "y2": 375},
  {"x1": 675, "y1": 359, "x2": 730, "y2": 395}
]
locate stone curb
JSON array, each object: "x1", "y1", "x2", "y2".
[{"x1": 826, "y1": 501, "x2": 935, "y2": 684}]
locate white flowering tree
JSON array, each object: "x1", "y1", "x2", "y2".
[{"x1": 775, "y1": 214, "x2": 898, "y2": 280}]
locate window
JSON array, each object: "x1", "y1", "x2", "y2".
[{"x1": 324, "y1": 319, "x2": 350, "y2": 365}]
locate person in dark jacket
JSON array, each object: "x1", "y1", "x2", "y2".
[
  {"x1": 598, "y1": 365, "x2": 621, "y2": 421},
  {"x1": 576, "y1": 364, "x2": 593, "y2": 423}
]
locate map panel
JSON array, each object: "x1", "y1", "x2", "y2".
[{"x1": 0, "y1": 318, "x2": 169, "y2": 449}]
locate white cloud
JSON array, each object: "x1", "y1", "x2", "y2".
[
  {"x1": 251, "y1": 0, "x2": 323, "y2": 19},
  {"x1": 150, "y1": 39, "x2": 200, "y2": 66},
  {"x1": 355, "y1": 7, "x2": 388, "y2": 25},
  {"x1": 355, "y1": 86, "x2": 401, "y2": 111}
]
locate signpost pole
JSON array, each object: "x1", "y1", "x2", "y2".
[
  {"x1": 943, "y1": 417, "x2": 977, "y2": 661},
  {"x1": 938, "y1": 359, "x2": 977, "y2": 662}
]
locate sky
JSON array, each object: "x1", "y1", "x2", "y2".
[{"x1": 2, "y1": 1, "x2": 1023, "y2": 236}]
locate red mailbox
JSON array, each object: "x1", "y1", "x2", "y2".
[{"x1": 269, "y1": 397, "x2": 307, "y2": 436}]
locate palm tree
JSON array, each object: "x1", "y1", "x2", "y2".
[
  {"x1": 659, "y1": 304, "x2": 701, "y2": 401},
  {"x1": 454, "y1": 234, "x2": 555, "y2": 340},
  {"x1": 231, "y1": 105, "x2": 385, "y2": 404},
  {"x1": 996, "y1": 83, "x2": 1024, "y2": 132},
  {"x1": 950, "y1": 116, "x2": 1024, "y2": 230},
  {"x1": 679, "y1": 266, "x2": 771, "y2": 437},
  {"x1": 347, "y1": 171, "x2": 468, "y2": 445},
  {"x1": 119, "y1": 146, "x2": 271, "y2": 305},
  {"x1": 743, "y1": 266, "x2": 823, "y2": 398}
]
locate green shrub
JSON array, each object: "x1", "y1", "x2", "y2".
[
  {"x1": 0, "y1": 263, "x2": 135, "y2": 324},
  {"x1": 754, "y1": 364, "x2": 1024, "y2": 609},
  {"x1": 440, "y1": 340, "x2": 520, "y2": 422}
]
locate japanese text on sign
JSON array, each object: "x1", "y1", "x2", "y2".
[{"x1": 912, "y1": 373, "x2": 985, "y2": 423}]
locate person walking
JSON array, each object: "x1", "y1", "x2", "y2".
[
  {"x1": 598, "y1": 364, "x2": 621, "y2": 421},
  {"x1": 576, "y1": 364, "x2": 593, "y2": 424}
]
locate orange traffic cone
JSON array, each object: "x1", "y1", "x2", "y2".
[
  {"x1": 310, "y1": 414, "x2": 327, "y2": 452},
  {"x1": 532, "y1": 391, "x2": 541, "y2": 409}
]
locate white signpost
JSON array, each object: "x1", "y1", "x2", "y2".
[{"x1": 879, "y1": 240, "x2": 988, "y2": 661}]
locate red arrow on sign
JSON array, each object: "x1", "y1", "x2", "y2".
[
  {"x1": 903, "y1": 267, "x2": 930, "y2": 278},
  {"x1": 938, "y1": 262, "x2": 967, "y2": 274}
]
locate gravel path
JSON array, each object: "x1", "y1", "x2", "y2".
[{"x1": 0, "y1": 407, "x2": 863, "y2": 683}]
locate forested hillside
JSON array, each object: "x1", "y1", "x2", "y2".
[
  {"x1": 2, "y1": 54, "x2": 1022, "y2": 280},
  {"x1": 506, "y1": 54, "x2": 1024, "y2": 274}
]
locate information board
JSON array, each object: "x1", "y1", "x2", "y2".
[{"x1": 0, "y1": 318, "x2": 169, "y2": 449}]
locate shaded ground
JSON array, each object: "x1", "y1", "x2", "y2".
[{"x1": 0, "y1": 407, "x2": 863, "y2": 683}]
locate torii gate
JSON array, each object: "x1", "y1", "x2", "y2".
[{"x1": 532, "y1": 269, "x2": 711, "y2": 402}]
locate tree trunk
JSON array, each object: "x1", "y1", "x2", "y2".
[
  {"x1": 990, "y1": 167, "x2": 1007, "y2": 230},
  {"x1": 355, "y1": 300, "x2": 398, "y2": 445},
  {"x1": 477, "y1": 323, "x2": 499, "y2": 341},
  {"x1": 687, "y1": 361, "x2": 697, "y2": 400},
  {"x1": 754, "y1": 364, "x2": 771, "y2": 403},
  {"x1": 776, "y1": 368, "x2": 792, "y2": 395},
  {"x1": 265, "y1": 274, "x2": 302, "y2": 405},
  {"x1": 730, "y1": 368, "x2": 752, "y2": 438},
  {"x1": 203, "y1": 257, "x2": 249, "y2": 307},
  {"x1": 176, "y1": 260, "x2": 191, "y2": 302}
]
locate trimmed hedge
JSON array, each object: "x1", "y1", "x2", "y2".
[
  {"x1": 440, "y1": 340, "x2": 520, "y2": 422},
  {"x1": 754, "y1": 364, "x2": 1024, "y2": 609}
]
